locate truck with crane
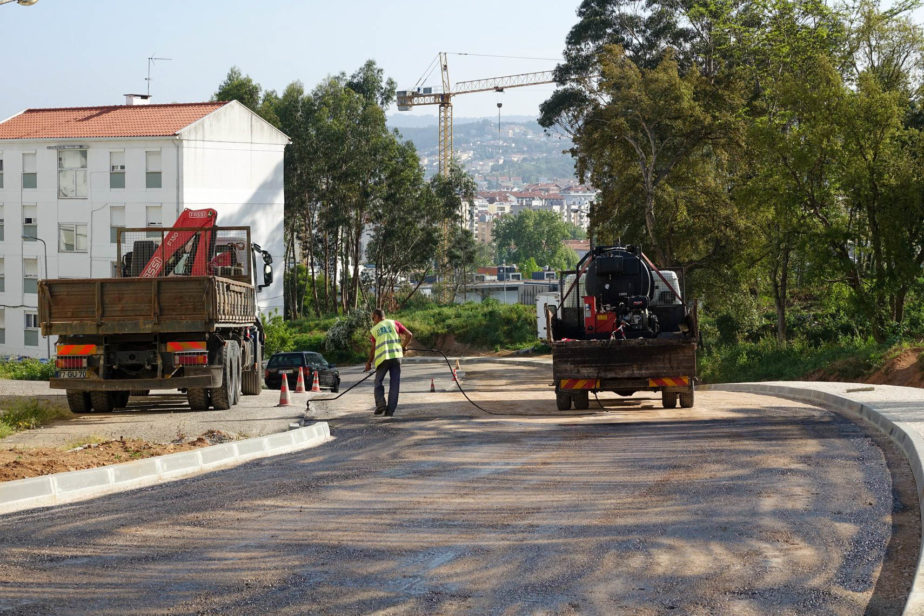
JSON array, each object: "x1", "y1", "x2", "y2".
[
  {"x1": 38, "y1": 208, "x2": 274, "y2": 413},
  {"x1": 542, "y1": 245, "x2": 698, "y2": 410}
]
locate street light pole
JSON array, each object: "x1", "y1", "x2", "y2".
[{"x1": 22, "y1": 234, "x2": 49, "y2": 359}]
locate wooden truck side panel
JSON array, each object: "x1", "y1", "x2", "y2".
[{"x1": 39, "y1": 277, "x2": 255, "y2": 336}]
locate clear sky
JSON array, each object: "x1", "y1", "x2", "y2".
[{"x1": 0, "y1": 0, "x2": 581, "y2": 122}]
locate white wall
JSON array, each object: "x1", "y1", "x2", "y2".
[{"x1": 0, "y1": 101, "x2": 289, "y2": 358}]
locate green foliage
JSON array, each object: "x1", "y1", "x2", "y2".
[
  {"x1": 261, "y1": 313, "x2": 295, "y2": 357},
  {"x1": 0, "y1": 359, "x2": 54, "y2": 381},
  {"x1": 699, "y1": 337, "x2": 884, "y2": 384},
  {"x1": 0, "y1": 398, "x2": 71, "y2": 438},
  {"x1": 398, "y1": 302, "x2": 537, "y2": 351},
  {"x1": 493, "y1": 209, "x2": 580, "y2": 270},
  {"x1": 323, "y1": 309, "x2": 372, "y2": 363}
]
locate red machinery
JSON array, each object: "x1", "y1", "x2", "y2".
[{"x1": 139, "y1": 208, "x2": 218, "y2": 278}]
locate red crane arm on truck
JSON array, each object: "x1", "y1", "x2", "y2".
[{"x1": 139, "y1": 208, "x2": 218, "y2": 278}]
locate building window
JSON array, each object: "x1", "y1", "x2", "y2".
[
  {"x1": 22, "y1": 153, "x2": 36, "y2": 189},
  {"x1": 58, "y1": 223, "x2": 88, "y2": 253},
  {"x1": 0, "y1": 308, "x2": 4, "y2": 344},
  {"x1": 0, "y1": 204, "x2": 4, "y2": 242},
  {"x1": 22, "y1": 204, "x2": 37, "y2": 239},
  {"x1": 110, "y1": 151, "x2": 125, "y2": 189},
  {"x1": 146, "y1": 151, "x2": 162, "y2": 189},
  {"x1": 110, "y1": 205, "x2": 125, "y2": 243},
  {"x1": 146, "y1": 205, "x2": 162, "y2": 239},
  {"x1": 0, "y1": 154, "x2": 4, "y2": 189},
  {"x1": 24, "y1": 312, "x2": 38, "y2": 347},
  {"x1": 0, "y1": 257, "x2": 4, "y2": 293},
  {"x1": 23, "y1": 257, "x2": 38, "y2": 294},
  {"x1": 58, "y1": 149, "x2": 88, "y2": 198}
]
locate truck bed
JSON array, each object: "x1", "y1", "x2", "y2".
[
  {"x1": 39, "y1": 276, "x2": 255, "y2": 336},
  {"x1": 552, "y1": 337, "x2": 696, "y2": 381}
]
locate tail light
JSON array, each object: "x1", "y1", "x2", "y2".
[
  {"x1": 166, "y1": 341, "x2": 207, "y2": 367},
  {"x1": 175, "y1": 352, "x2": 208, "y2": 366},
  {"x1": 56, "y1": 356, "x2": 88, "y2": 369}
]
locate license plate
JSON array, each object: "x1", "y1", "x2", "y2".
[{"x1": 57, "y1": 369, "x2": 87, "y2": 379}]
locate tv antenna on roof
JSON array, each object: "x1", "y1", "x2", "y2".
[{"x1": 146, "y1": 54, "x2": 172, "y2": 96}]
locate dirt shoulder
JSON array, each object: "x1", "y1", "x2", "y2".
[{"x1": 0, "y1": 430, "x2": 235, "y2": 482}]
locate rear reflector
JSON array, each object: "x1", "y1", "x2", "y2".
[
  {"x1": 56, "y1": 344, "x2": 97, "y2": 356},
  {"x1": 166, "y1": 341, "x2": 207, "y2": 352}
]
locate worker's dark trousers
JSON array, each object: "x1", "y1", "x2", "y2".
[{"x1": 374, "y1": 358, "x2": 401, "y2": 414}]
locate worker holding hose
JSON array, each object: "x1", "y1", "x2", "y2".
[{"x1": 365, "y1": 308, "x2": 414, "y2": 417}]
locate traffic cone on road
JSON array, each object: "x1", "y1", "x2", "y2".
[
  {"x1": 452, "y1": 368, "x2": 458, "y2": 383},
  {"x1": 311, "y1": 369, "x2": 322, "y2": 393},
  {"x1": 276, "y1": 372, "x2": 292, "y2": 407},
  {"x1": 294, "y1": 366, "x2": 307, "y2": 393},
  {"x1": 430, "y1": 378, "x2": 435, "y2": 392}
]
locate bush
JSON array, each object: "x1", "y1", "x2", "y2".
[{"x1": 0, "y1": 358, "x2": 54, "y2": 381}]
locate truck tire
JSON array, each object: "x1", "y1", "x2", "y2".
[
  {"x1": 662, "y1": 391, "x2": 678, "y2": 409},
  {"x1": 66, "y1": 390, "x2": 92, "y2": 413},
  {"x1": 113, "y1": 391, "x2": 130, "y2": 409},
  {"x1": 679, "y1": 388, "x2": 695, "y2": 408},
  {"x1": 242, "y1": 368, "x2": 261, "y2": 395},
  {"x1": 555, "y1": 392, "x2": 572, "y2": 410},
  {"x1": 90, "y1": 391, "x2": 115, "y2": 412},
  {"x1": 187, "y1": 388, "x2": 210, "y2": 410},
  {"x1": 573, "y1": 390, "x2": 590, "y2": 410},
  {"x1": 242, "y1": 339, "x2": 263, "y2": 395},
  {"x1": 230, "y1": 343, "x2": 241, "y2": 406},
  {"x1": 210, "y1": 344, "x2": 233, "y2": 410}
]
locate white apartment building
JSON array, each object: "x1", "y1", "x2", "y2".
[{"x1": 0, "y1": 97, "x2": 289, "y2": 359}]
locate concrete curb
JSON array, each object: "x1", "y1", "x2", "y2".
[
  {"x1": 703, "y1": 382, "x2": 924, "y2": 616},
  {"x1": 0, "y1": 422, "x2": 331, "y2": 516}
]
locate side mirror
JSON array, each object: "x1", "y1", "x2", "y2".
[{"x1": 262, "y1": 263, "x2": 273, "y2": 288}]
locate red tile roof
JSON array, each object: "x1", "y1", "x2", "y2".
[{"x1": 0, "y1": 102, "x2": 228, "y2": 140}]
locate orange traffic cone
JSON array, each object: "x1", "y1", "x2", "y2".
[
  {"x1": 276, "y1": 371, "x2": 292, "y2": 406},
  {"x1": 430, "y1": 378, "x2": 435, "y2": 392},
  {"x1": 311, "y1": 369, "x2": 322, "y2": 393},
  {"x1": 452, "y1": 368, "x2": 458, "y2": 382},
  {"x1": 294, "y1": 366, "x2": 307, "y2": 393}
]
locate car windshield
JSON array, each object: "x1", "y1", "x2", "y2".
[
  {"x1": 267, "y1": 354, "x2": 304, "y2": 368},
  {"x1": 305, "y1": 352, "x2": 327, "y2": 367}
]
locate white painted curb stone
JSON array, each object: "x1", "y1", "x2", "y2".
[{"x1": 0, "y1": 422, "x2": 331, "y2": 516}]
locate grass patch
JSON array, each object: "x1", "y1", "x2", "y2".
[
  {"x1": 0, "y1": 398, "x2": 72, "y2": 438},
  {"x1": 0, "y1": 359, "x2": 54, "y2": 381},
  {"x1": 698, "y1": 337, "x2": 886, "y2": 384}
]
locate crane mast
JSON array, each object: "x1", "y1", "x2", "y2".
[{"x1": 397, "y1": 52, "x2": 554, "y2": 176}]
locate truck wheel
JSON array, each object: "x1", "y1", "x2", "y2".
[
  {"x1": 573, "y1": 390, "x2": 590, "y2": 410},
  {"x1": 662, "y1": 391, "x2": 678, "y2": 409},
  {"x1": 555, "y1": 391, "x2": 572, "y2": 411},
  {"x1": 66, "y1": 390, "x2": 92, "y2": 413},
  {"x1": 90, "y1": 391, "x2": 115, "y2": 412},
  {"x1": 187, "y1": 388, "x2": 210, "y2": 410},
  {"x1": 242, "y1": 368, "x2": 262, "y2": 395},
  {"x1": 231, "y1": 343, "x2": 241, "y2": 405},
  {"x1": 679, "y1": 388, "x2": 695, "y2": 408},
  {"x1": 210, "y1": 344, "x2": 233, "y2": 410},
  {"x1": 113, "y1": 391, "x2": 130, "y2": 409}
]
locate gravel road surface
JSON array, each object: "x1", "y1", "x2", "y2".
[{"x1": 0, "y1": 362, "x2": 917, "y2": 615}]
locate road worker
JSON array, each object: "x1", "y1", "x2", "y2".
[{"x1": 365, "y1": 308, "x2": 414, "y2": 417}]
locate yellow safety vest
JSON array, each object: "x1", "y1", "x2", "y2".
[{"x1": 371, "y1": 319, "x2": 403, "y2": 368}]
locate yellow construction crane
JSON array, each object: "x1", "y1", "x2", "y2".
[{"x1": 397, "y1": 52, "x2": 554, "y2": 176}]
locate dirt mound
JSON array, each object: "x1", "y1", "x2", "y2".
[{"x1": 865, "y1": 347, "x2": 924, "y2": 388}]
